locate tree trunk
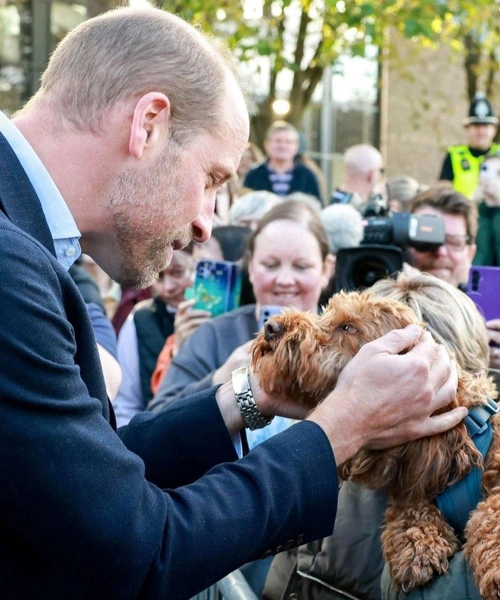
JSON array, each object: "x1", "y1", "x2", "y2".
[{"x1": 463, "y1": 32, "x2": 481, "y2": 102}]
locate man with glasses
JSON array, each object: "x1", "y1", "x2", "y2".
[{"x1": 407, "y1": 187, "x2": 477, "y2": 289}]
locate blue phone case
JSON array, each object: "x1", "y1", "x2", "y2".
[
  {"x1": 466, "y1": 266, "x2": 500, "y2": 322},
  {"x1": 192, "y1": 260, "x2": 242, "y2": 317}
]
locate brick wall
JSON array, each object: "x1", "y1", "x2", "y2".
[{"x1": 383, "y1": 36, "x2": 471, "y2": 186}]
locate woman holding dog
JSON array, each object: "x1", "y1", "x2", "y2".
[{"x1": 264, "y1": 272, "x2": 492, "y2": 600}]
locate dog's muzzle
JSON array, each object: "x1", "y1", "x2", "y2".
[{"x1": 264, "y1": 319, "x2": 284, "y2": 343}]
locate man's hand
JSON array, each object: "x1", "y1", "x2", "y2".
[
  {"x1": 215, "y1": 324, "x2": 465, "y2": 455},
  {"x1": 307, "y1": 324, "x2": 465, "y2": 465}
]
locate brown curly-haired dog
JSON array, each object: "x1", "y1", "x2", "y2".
[{"x1": 252, "y1": 290, "x2": 500, "y2": 598}]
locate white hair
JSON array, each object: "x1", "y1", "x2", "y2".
[
  {"x1": 285, "y1": 192, "x2": 322, "y2": 213},
  {"x1": 320, "y1": 204, "x2": 364, "y2": 254},
  {"x1": 229, "y1": 191, "x2": 282, "y2": 225}
]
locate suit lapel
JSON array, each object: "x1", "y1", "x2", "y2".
[{"x1": 0, "y1": 131, "x2": 56, "y2": 257}]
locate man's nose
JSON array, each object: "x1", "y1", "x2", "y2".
[
  {"x1": 435, "y1": 243, "x2": 450, "y2": 257},
  {"x1": 191, "y1": 198, "x2": 215, "y2": 244}
]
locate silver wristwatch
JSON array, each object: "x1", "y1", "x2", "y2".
[{"x1": 232, "y1": 366, "x2": 274, "y2": 430}]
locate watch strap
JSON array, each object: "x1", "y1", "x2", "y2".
[{"x1": 232, "y1": 366, "x2": 274, "y2": 431}]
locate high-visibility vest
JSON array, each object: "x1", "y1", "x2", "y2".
[{"x1": 448, "y1": 144, "x2": 500, "y2": 199}]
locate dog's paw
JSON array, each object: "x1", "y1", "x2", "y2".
[
  {"x1": 465, "y1": 535, "x2": 500, "y2": 599},
  {"x1": 476, "y1": 572, "x2": 500, "y2": 600},
  {"x1": 384, "y1": 523, "x2": 459, "y2": 591},
  {"x1": 464, "y1": 494, "x2": 500, "y2": 599}
]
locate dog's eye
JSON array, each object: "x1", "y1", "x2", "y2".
[{"x1": 338, "y1": 324, "x2": 355, "y2": 333}]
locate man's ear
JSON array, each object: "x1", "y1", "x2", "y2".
[
  {"x1": 129, "y1": 92, "x2": 171, "y2": 159},
  {"x1": 367, "y1": 169, "x2": 377, "y2": 185}
]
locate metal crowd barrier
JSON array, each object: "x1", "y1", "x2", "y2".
[{"x1": 191, "y1": 569, "x2": 258, "y2": 600}]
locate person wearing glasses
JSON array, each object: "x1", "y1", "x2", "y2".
[
  {"x1": 405, "y1": 186, "x2": 500, "y2": 374},
  {"x1": 406, "y1": 186, "x2": 477, "y2": 290},
  {"x1": 329, "y1": 143, "x2": 386, "y2": 211}
]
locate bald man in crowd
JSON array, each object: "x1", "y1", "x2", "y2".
[
  {"x1": 330, "y1": 143, "x2": 385, "y2": 210},
  {"x1": 0, "y1": 7, "x2": 463, "y2": 599}
]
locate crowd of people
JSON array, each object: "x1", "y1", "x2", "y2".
[{"x1": 0, "y1": 5, "x2": 499, "y2": 600}]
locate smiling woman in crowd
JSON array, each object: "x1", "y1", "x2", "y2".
[{"x1": 148, "y1": 200, "x2": 335, "y2": 451}]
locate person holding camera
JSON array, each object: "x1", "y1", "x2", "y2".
[
  {"x1": 406, "y1": 187, "x2": 477, "y2": 290},
  {"x1": 405, "y1": 187, "x2": 500, "y2": 375}
]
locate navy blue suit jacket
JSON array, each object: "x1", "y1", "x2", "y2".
[{"x1": 0, "y1": 132, "x2": 338, "y2": 599}]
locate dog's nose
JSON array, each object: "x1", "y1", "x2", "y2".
[{"x1": 264, "y1": 319, "x2": 284, "y2": 343}]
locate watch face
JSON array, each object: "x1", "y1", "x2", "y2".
[{"x1": 232, "y1": 366, "x2": 251, "y2": 395}]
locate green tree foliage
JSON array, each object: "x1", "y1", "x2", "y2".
[{"x1": 161, "y1": 0, "x2": 500, "y2": 143}]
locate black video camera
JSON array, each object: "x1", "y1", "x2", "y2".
[{"x1": 334, "y1": 198, "x2": 446, "y2": 292}]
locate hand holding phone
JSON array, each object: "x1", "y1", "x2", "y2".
[
  {"x1": 191, "y1": 260, "x2": 242, "y2": 318},
  {"x1": 258, "y1": 305, "x2": 286, "y2": 331}
]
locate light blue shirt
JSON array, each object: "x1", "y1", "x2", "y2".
[{"x1": 0, "y1": 111, "x2": 81, "y2": 269}]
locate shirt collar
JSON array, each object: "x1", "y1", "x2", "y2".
[{"x1": 0, "y1": 112, "x2": 81, "y2": 268}]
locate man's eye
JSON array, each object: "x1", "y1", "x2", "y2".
[{"x1": 208, "y1": 174, "x2": 221, "y2": 188}]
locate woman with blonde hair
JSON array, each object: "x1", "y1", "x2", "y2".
[
  {"x1": 264, "y1": 271, "x2": 492, "y2": 600},
  {"x1": 370, "y1": 272, "x2": 490, "y2": 374}
]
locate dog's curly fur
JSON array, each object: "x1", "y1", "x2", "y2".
[{"x1": 252, "y1": 291, "x2": 500, "y2": 598}]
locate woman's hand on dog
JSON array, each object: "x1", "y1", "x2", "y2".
[
  {"x1": 212, "y1": 341, "x2": 255, "y2": 386},
  {"x1": 305, "y1": 324, "x2": 467, "y2": 466}
]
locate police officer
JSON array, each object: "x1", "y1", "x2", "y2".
[{"x1": 439, "y1": 92, "x2": 500, "y2": 199}]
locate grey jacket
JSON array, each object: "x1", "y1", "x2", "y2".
[
  {"x1": 264, "y1": 481, "x2": 481, "y2": 600},
  {"x1": 264, "y1": 481, "x2": 387, "y2": 600},
  {"x1": 148, "y1": 304, "x2": 259, "y2": 412}
]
